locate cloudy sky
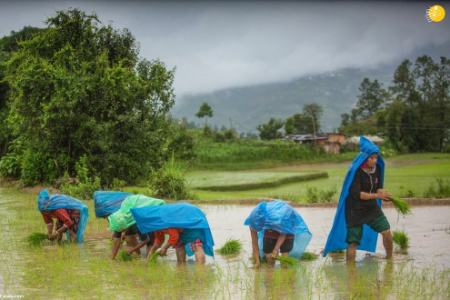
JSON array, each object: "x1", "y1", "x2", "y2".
[{"x1": 1, "y1": 1, "x2": 449, "y2": 96}]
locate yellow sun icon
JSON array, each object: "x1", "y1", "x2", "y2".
[{"x1": 426, "y1": 4, "x2": 446, "y2": 23}]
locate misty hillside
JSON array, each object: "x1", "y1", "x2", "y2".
[{"x1": 172, "y1": 41, "x2": 450, "y2": 133}]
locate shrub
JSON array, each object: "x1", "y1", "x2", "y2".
[
  {"x1": 60, "y1": 156, "x2": 101, "y2": 200},
  {"x1": 0, "y1": 153, "x2": 21, "y2": 178},
  {"x1": 149, "y1": 158, "x2": 190, "y2": 200},
  {"x1": 425, "y1": 178, "x2": 450, "y2": 198}
]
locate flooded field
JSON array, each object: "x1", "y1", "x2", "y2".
[{"x1": 0, "y1": 188, "x2": 449, "y2": 299}]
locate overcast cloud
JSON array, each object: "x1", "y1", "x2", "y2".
[{"x1": 1, "y1": 1, "x2": 449, "y2": 96}]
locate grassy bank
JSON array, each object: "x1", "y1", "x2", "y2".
[{"x1": 187, "y1": 153, "x2": 450, "y2": 203}]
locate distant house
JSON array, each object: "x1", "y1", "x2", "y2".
[{"x1": 284, "y1": 133, "x2": 346, "y2": 154}]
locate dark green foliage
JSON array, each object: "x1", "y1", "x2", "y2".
[
  {"x1": 60, "y1": 155, "x2": 100, "y2": 200},
  {"x1": 198, "y1": 172, "x2": 328, "y2": 192},
  {"x1": 425, "y1": 178, "x2": 450, "y2": 198},
  {"x1": 3, "y1": 9, "x2": 175, "y2": 185},
  {"x1": 257, "y1": 118, "x2": 284, "y2": 140},
  {"x1": 393, "y1": 230, "x2": 409, "y2": 250},
  {"x1": 285, "y1": 113, "x2": 314, "y2": 135},
  {"x1": 218, "y1": 239, "x2": 242, "y2": 256},
  {"x1": 149, "y1": 158, "x2": 190, "y2": 200},
  {"x1": 27, "y1": 232, "x2": 48, "y2": 247}
]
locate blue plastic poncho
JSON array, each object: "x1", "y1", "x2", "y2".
[
  {"x1": 244, "y1": 200, "x2": 312, "y2": 259},
  {"x1": 131, "y1": 203, "x2": 215, "y2": 257},
  {"x1": 93, "y1": 191, "x2": 133, "y2": 218},
  {"x1": 322, "y1": 136, "x2": 385, "y2": 257},
  {"x1": 37, "y1": 189, "x2": 89, "y2": 243}
]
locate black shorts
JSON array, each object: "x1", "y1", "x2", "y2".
[{"x1": 263, "y1": 237, "x2": 294, "y2": 254}]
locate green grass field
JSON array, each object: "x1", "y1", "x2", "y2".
[{"x1": 187, "y1": 153, "x2": 450, "y2": 203}]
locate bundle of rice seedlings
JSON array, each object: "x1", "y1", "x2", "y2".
[
  {"x1": 393, "y1": 230, "x2": 409, "y2": 250},
  {"x1": 389, "y1": 197, "x2": 411, "y2": 215},
  {"x1": 27, "y1": 232, "x2": 48, "y2": 247},
  {"x1": 274, "y1": 255, "x2": 299, "y2": 266},
  {"x1": 218, "y1": 239, "x2": 242, "y2": 256},
  {"x1": 148, "y1": 251, "x2": 160, "y2": 264},
  {"x1": 301, "y1": 252, "x2": 318, "y2": 261},
  {"x1": 119, "y1": 250, "x2": 133, "y2": 261}
]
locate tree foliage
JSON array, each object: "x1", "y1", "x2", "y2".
[{"x1": 1, "y1": 9, "x2": 176, "y2": 184}]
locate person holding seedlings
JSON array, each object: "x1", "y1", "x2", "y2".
[
  {"x1": 37, "y1": 189, "x2": 89, "y2": 243},
  {"x1": 244, "y1": 200, "x2": 312, "y2": 267},
  {"x1": 323, "y1": 136, "x2": 393, "y2": 262},
  {"x1": 108, "y1": 194, "x2": 165, "y2": 259},
  {"x1": 131, "y1": 203, "x2": 214, "y2": 264}
]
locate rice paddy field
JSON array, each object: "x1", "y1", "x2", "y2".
[
  {"x1": 187, "y1": 153, "x2": 450, "y2": 202},
  {"x1": 0, "y1": 185, "x2": 449, "y2": 299}
]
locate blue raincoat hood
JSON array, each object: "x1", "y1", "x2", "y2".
[
  {"x1": 323, "y1": 136, "x2": 384, "y2": 256},
  {"x1": 93, "y1": 191, "x2": 133, "y2": 218},
  {"x1": 37, "y1": 189, "x2": 89, "y2": 243},
  {"x1": 131, "y1": 203, "x2": 215, "y2": 257}
]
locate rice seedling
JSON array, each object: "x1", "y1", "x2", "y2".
[
  {"x1": 148, "y1": 251, "x2": 160, "y2": 264},
  {"x1": 393, "y1": 230, "x2": 409, "y2": 250},
  {"x1": 274, "y1": 255, "x2": 299, "y2": 266},
  {"x1": 119, "y1": 250, "x2": 133, "y2": 261},
  {"x1": 389, "y1": 197, "x2": 411, "y2": 215},
  {"x1": 26, "y1": 232, "x2": 48, "y2": 247},
  {"x1": 218, "y1": 239, "x2": 242, "y2": 255},
  {"x1": 301, "y1": 252, "x2": 318, "y2": 261}
]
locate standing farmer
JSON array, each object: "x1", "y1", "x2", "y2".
[{"x1": 323, "y1": 136, "x2": 393, "y2": 262}]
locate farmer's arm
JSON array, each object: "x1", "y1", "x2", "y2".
[
  {"x1": 127, "y1": 237, "x2": 149, "y2": 254},
  {"x1": 375, "y1": 169, "x2": 391, "y2": 201},
  {"x1": 271, "y1": 234, "x2": 287, "y2": 257},
  {"x1": 147, "y1": 231, "x2": 164, "y2": 258},
  {"x1": 350, "y1": 171, "x2": 383, "y2": 201},
  {"x1": 250, "y1": 228, "x2": 261, "y2": 267},
  {"x1": 42, "y1": 212, "x2": 54, "y2": 238},
  {"x1": 111, "y1": 231, "x2": 122, "y2": 259},
  {"x1": 159, "y1": 229, "x2": 180, "y2": 256}
]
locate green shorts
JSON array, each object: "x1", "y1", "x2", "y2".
[{"x1": 346, "y1": 214, "x2": 390, "y2": 245}]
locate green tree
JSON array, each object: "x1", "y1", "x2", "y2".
[
  {"x1": 284, "y1": 113, "x2": 314, "y2": 135},
  {"x1": 303, "y1": 103, "x2": 323, "y2": 136},
  {"x1": 355, "y1": 78, "x2": 387, "y2": 119},
  {"x1": 257, "y1": 118, "x2": 284, "y2": 140},
  {"x1": 196, "y1": 102, "x2": 213, "y2": 126},
  {"x1": 3, "y1": 9, "x2": 175, "y2": 184}
]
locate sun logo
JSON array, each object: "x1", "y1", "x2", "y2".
[{"x1": 426, "y1": 4, "x2": 446, "y2": 23}]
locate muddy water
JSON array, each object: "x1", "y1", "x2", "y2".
[
  {"x1": 1, "y1": 188, "x2": 449, "y2": 299},
  {"x1": 201, "y1": 205, "x2": 450, "y2": 267}
]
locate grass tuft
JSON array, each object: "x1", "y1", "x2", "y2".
[
  {"x1": 148, "y1": 251, "x2": 160, "y2": 264},
  {"x1": 301, "y1": 252, "x2": 318, "y2": 261},
  {"x1": 26, "y1": 232, "x2": 48, "y2": 247},
  {"x1": 119, "y1": 250, "x2": 133, "y2": 261},
  {"x1": 218, "y1": 239, "x2": 242, "y2": 256},
  {"x1": 393, "y1": 230, "x2": 409, "y2": 250},
  {"x1": 389, "y1": 197, "x2": 411, "y2": 215},
  {"x1": 274, "y1": 255, "x2": 298, "y2": 266}
]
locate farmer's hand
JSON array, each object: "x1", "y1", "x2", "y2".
[
  {"x1": 377, "y1": 190, "x2": 391, "y2": 201},
  {"x1": 48, "y1": 233, "x2": 56, "y2": 241},
  {"x1": 271, "y1": 250, "x2": 279, "y2": 259},
  {"x1": 159, "y1": 247, "x2": 168, "y2": 256}
]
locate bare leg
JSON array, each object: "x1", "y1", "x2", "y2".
[
  {"x1": 194, "y1": 245, "x2": 206, "y2": 265},
  {"x1": 381, "y1": 230, "x2": 393, "y2": 259},
  {"x1": 346, "y1": 243, "x2": 357, "y2": 263},
  {"x1": 176, "y1": 246, "x2": 187, "y2": 265}
]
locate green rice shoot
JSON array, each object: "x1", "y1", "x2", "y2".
[
  {"x1": 119, "y1": 250, "x2": 133, "y2": 261},
  {"x1": 27, "y1": 232, "x2": 48, "y2": 247},
  {"x1": 389, "y1": 197, "x2": 411, "y2": 215},
  {"x1": 218, "y1": 239, "x2": 242, "y2": 255},
  {"x1": 148, "y1": 251, "x2": 160, "y2": 264},
  {"x1": 301, "y1": 252, "x2": 318, "y2": 261},
  {"x1": 274, "y1": 255, "x2": 299, "y2": 266},
  {"x1": 393, "y1": 230, "x2": 409, "y2": 250}
]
